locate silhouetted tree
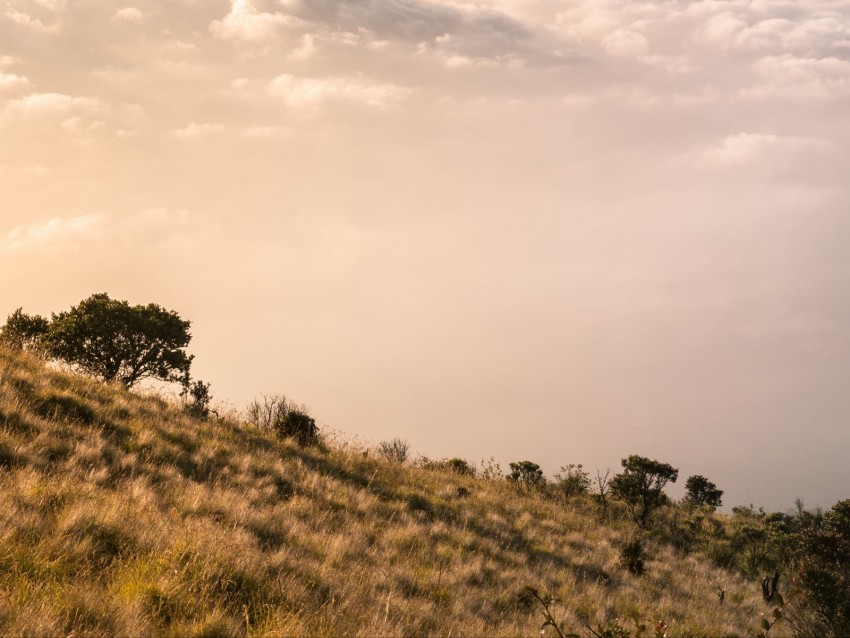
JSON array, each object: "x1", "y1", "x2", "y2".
[
  {"x1": 45, "y1": 293, "x2": 193, "y2": 387},
  {"x1": 610, "y1": 455, "x2": 678, "y2": 528},
  {"x1": 788, "y1": 499, "x2": 850, "y2": 638},
  {"x1": 0, "y1": 308, "x2": 49, "y2": 351},
  {"x1": 684, "y1": 474, "x2": 724, "y2": 510},
  {"x1": 508, "y1": 460, "x2": 546, "y2": 491},
  {"x1": 182, "y1": 376, "x2": 212, "y2": 419}
]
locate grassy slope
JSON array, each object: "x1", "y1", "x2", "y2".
[{"x1": 0, "y1": 347, "x2": 763, "y2": 636}]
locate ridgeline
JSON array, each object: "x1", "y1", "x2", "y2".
[{"x1": 0, "y1": 346, "x2": 773, "y2": 636}]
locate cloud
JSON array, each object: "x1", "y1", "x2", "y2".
[
  {"x1": 115, "y1": 7, "x2": 143, "y2": 22},
  {"x1": 2, "y1": 92, "x2": 101, "y2": 117},
  {"x1": 291, "y1": 33, "x2": 318, "y2": 59},
  {"x1": 267, "y1": 74, "x2": 412, "y2": 109},
  {"x1": 700, "y1": 132, "x2": 835, "y2": 166},
  {"x1": 242, "y1": 125, "x2": 293, "y2": 138},
  {"x1": 3, "y1": 214, "x2": 107, "y2": 251},
  {"x1": 603, "y1": 28, "x2": 649, "y2": 57},
  {"x1": 168, "y1": 122, "x2": 226, "y2": 139},
  {"x1": 0, "y1": 72, "x2": 30, "y2": 90},
  {"x1": 745, "y1": 54, "x2": 850, "y2": 100},
  {"x1": 210, "y1": 0, "x2": 298, "y2": 42}
]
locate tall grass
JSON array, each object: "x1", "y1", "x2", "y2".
[{"x1": 0, "y1": 346, "x2": 763, "y2": 636}]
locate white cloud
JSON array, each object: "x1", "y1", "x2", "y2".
[
  {"x1": 210, "y1": 0, "x2": 297, "y2": 42},
  {"x1": 115, "y1": 7, "x2": 143, "y2": 22},
  {"x1": 603, "y1": 28, "x2": 649, "y2": 56},
  {"x1": 2, "y1": 92, "x2": 101, "y2": 117},
  {"x1": 0, "y1": 72, "x2": 30, "y2": 90},
  {"x1": 3, "y1": 213, "x2": 107, "y2": 251},
  {"x1": 267, "y1": 74, "x2": 412, "y2": 109},
  {"x1": 700, "y1": 132, "x2": 834, "y2": 166},
  {"x1": 168, "y1": 122, "x2": 225, "y2": 139},
  {"x1": 291, "y1": 33, "x2": 318, "y2": 59},
  {"x1": 745, "y1": 54, "x2": 850, "y2": 99},
  {"x1": 5, "y1": 9, "x2": 61, "y2": 32}
]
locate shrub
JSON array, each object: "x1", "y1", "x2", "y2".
[
  {"x1": 553, "y1": 464, "x2": 591, "y2": 501},
  {"x1": 508, "y1": 461, "x2": 546, "y2": 491},
  {"x1": 620, "y1": 537, "x2": 647, "y2": 576},
  {"x1": 787, "y1": 499, "x2": 850, "y2": 638},
  {"x1": 445, "y1": 457, "x2": 475, "y2": 476},
  {"x1": 377, "y1": 438, "x2": 409, "y2": 464},
  {"x1": 610, "y1": 455, "x2": 678, "y2": 528},
  {"x1": 684, "y1": 474, "x2": 723, "y2": 510},
  {"x1": 245, "y1": 395, "x2": 289, "y2": 431},
  {"x1": 0, "y1": 309, "x2": 49, "y2": 352},
  {"x1": 275, "y1": 410, "x2": 318, "y2": 446},
  {"x1": 182, "y1": 379, "x2": 212, "y2": 419}
]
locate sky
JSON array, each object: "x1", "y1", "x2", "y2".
[{"x1": 2, "y1": 0, "x2": 849, "y2": 511}]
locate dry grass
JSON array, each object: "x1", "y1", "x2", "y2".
[{"x1": 0, "y1": 347, "x2": 764, "y2": 636}]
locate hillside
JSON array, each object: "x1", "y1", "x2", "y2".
[{"x1": 0, "y1": 346, "x2": 764, "y2": 636}]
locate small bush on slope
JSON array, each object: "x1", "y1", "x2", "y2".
[{"x1": 0, "y1": 346, "x2": 763, "y2": 636}]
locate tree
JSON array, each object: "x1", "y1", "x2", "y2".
[
  {"x1": 789, "y1": 499, "x2": 850, "y2": 638},
  {"x1": 610, "y1": 455, "x2": 678, "y2": 528},
  {"x1": 553, "y1": 464, "x2": 591, "y2": 502},
  {"x1": 0, "y1": 308, "x2": 49, "y2": 351},
  {"x1": 508, "y1": 460, "x2": 546, "y2": 491},
  {"x1": 684, "y1": 474, "x2": 724, "y2": 510},
  {"x1": 45, "y1": 293, "x2": 193, "y2": 387}
]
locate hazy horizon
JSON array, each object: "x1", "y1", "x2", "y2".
[{"x1": 2, "y1": 0, "x2": 849, "y2": 512}]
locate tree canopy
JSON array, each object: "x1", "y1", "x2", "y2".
[
  {"x1": 0, "y1": 309, "x2": 49, "y2": 351},
  {"x1": 45, "y1": 293, "x2": 193, "y2": 387},
  {"x1": 684, "y1": 474, "x2": 724, "y2": 510},
  {"x1": 610, "y1": 455, "x2": 678, "y2": 527}
]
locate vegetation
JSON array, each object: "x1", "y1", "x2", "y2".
[
  {"x1": 610, "y1": 456, "x2": 679, "y2": 528},
  {"x1": 274, "y1": 409, "x2": 319, "y2": 446},
  {"x1": 0, "y1": 293, "x2": 847, "y2": 636},
  {"x1": 0, "y1": 308, "x2": 49, "y2": 351},
  {"x1": 684, "y1": 475, "x2": 724, "y2": 510},
  {"x1": 619, "y1": 537, "x2": 648, "y2": 576},
  {"x1": 0, "y1": 344, "x2": 773, "y2": 636},
  {"x1": 554, "y1": 464, "x2": 592, "y2": 502},
  {"x1": 508, "y1": 460, "x2": 546, "y2": 491},
  {"x1": 378, "y1": 438, "x2": 410, "y2": 464},
  {"x1": 45, "y1": 293, "x2": 193, "y2": 387},
  {"x1": 2, "y1": 294, "x2": 194, "y2": 388}
]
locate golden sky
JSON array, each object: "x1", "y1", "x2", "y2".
[{"x1": 2, "y1": 0, "x2": 850, "y2": 509}]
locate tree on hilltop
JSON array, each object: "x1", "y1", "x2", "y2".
[
  {"x1": 611, "y1": 455, "x2": 678, "y2": 528},
  {"x1": 684, "y1": 474, "x2": 723, "y2": 510},
  {"x1": 0, "y1": 308, "x2": 49, "y2": 351},
  {"x1": 45, "y1": 293, "x2": 193, "y2": 388}
]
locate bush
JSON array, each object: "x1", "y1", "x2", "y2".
[
  {"x1": 619, "y1": 537, "x2": 647, "y2": 576},
  {"x1": 274, "y1": 409, "x2": 318, "y2": 446},
  {"x1": 610, "y1": 455, "x2": 678, "y2": 528},
  {"x1": 788, "y1": 499, "x2": 850, "y2": 638},
  {"x1": 246, "y1": 395, "x2": 289, "y2": 431},
  {"x1": 445, "y1": 457, "x2": 475, "y2": 476},
  {"x1": 684, "y1": 474, "x2": 723, "y2": 510},
  {"x1": 0, "y1": 309, "x2": 49, "y2": 351},
  {"x1": 553, "y1": 464, "x2": 591, "y2": 501},
  {"x1": 508, "y1": 461, "x2": 546, "y2": 491},
  {"x1": 377, "y1": 438, "x2": 410, "y2": 464},
  {"x1": 182, "y1": 379, "x2": 212, "y2": 419}
]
